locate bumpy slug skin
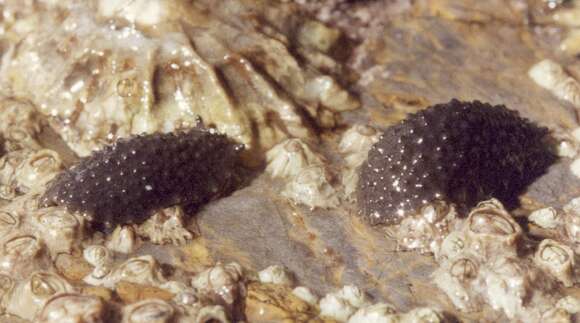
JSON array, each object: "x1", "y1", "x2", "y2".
[
  {"x1": 40, "y1": 128, "x2": 243, "y2": 230},
  {"x1": 358, "y1": 99, "x2": 556, "y2": 225}
]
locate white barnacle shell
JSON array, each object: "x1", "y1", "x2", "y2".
[
  {"x1": 83, "y1": 245, "x2": 113, "y2": 282},
  {"x1": 36, "y1": 293, "x2": 106, "y2": 323},
  {"x1": 465, "y1": 199, "x2": 521, "y2": 256},
  {"x1": 196, "y1": 305, "x2": 230, "y2": 323},
  {"x1": 402, "y1": 307, "x2": 443, "y2": 323},
  {"x1": 529, "y1": 207, "x2": 561, "y2": 229},
  {"x1": 339, "y1": 124, "x2": 380, "y2": 164},
  {"x1": 136, "y1": 206, "x2": 192, "y2": 246},
  {"x1": 0, "y1": 234, "x2": 49, "y2": 279},
  {"x1": 433, "y1": 256, "x2": 482, "y2": 312},
  {"x1": 32, "y1": 206, "x2": 83, "y2": 256},
  {"x1": 396, "y1": 202, "x2": 457, "y2": 254},
  {"x1": 112, "y1": 255, "x2": 166, "y2": 288},
  {"x1": 304, "y1": 75, "x2": 360, "y2": 113},
  {"x1": 98, "y1": 0, "x2": 174, "y2": 27},
  {"x1": 281, "y1": 165, "x2": 339, "y2": 209},
  {"x1": 258, "y1": 265, "x2": 294, "y2": 286},
  {"x1": 347, "y1": 303, "x2": 397, "y2": 323},
  {"x1": 191, "y1": 262, "x2": 244, "y2": 306},
  {"x1": 534, "y1": 239, "x2": 576, "y2": 287},
  {"x1": 265, "y1": 138, "x2": 325, "y2": 179},
  {"x1": 339, "y1": 124, "x2": 380, "y2": 199},
  {"x1": 106, "y1": 226, "x2": 137, "y2": 254},
  {"x1": 556, "y1": 296, "x2": 580, "y2": 314},
  {"x1": 122, "y1": 299, "x2": 175, "y2": 323},
  {"x1": 292, "y1": 286, "x2": 319, "y2": 305},
  {"x1": 6, "y1": 271, "x2": 74, "y2": 320},
  {"x1": 15, "y1": 149, "x2": 63, "y2": 193},
  {"x1": 0, "y1": 211, "x2": 19, "y2": 239},
  {"x1": 480, "y1": 258, "x2": 532, "y2": 319},
  {"x1": 563, "y1": 199, "x2": 580, "y2": 249},
  {"x1": 336, "y1": 285, "x2": 371, "y2": 309},
  {"x1": 528, "y1": 59, "x2": 580, "y2": 108},
  {"x1": 319, "y1": 293, "x2": 357, "y2": 322},
  {"x1": 320, "y1": 285, "x2": 370, "y2": 322}
]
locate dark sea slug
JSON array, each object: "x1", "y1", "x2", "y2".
[
  {"x1": 40, "y1": 128, "x2": 243, "y2": 229},
  {"x1": 358, "y1": 99, "x2": 556, "y2": 225}
]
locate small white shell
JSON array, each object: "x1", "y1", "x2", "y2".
[
  {"x1": 122, "y1": 299, "x2": 175, "y2": 323},
  {"x1": 32, "y1": 206, "x2": 83, "y2": 256},
  {"x1": 336, "y1": 285, "x2": 371, "y2": 309},
  {"x1": 534, "y1": 239, "x2": 576, "y2": 287},
  {"x1": 36, "y1": 293, "x2": 106, "y2": 323},
  {"x1": 196, "y1": 305, "x2": 230, "y2": 323},
  {"x1": 98, "y1": 0, "x2": 172, "y2": 26},
  {"x1": 258, "y1": 265, "x2": 294, "y2": 286},
  {"x1": 319, "y1": 293, "x2": 357, "y2": 322},
  {"x1": 292, "y1": 286, "x2": 318, "y2": 305},
  {"x1": 347, "y1": 303, "x2": 397, "y2": 323},
  {"x1": 338, "y1": 124, "x2": 379, "y2": 158},
  {"x1": 0, "y1": 234, "x2": 49, "y2": 279},
  {"x1": 15, "y1": 149, "x2": 63, "y2": 193},
  {"x1": 529, "y1": 207, "x2": 561, "y2": 229},
  {"x1": 465, "y1": 199, "x2": 521, "y2": 256},
  {"x1": 265, "y1": 138, "x2": 325, "y2": 179},
  {"x1": 556, "y1": 296, "x2": 580, "y2": 314},
  {"x1": 339, "y1": 124, "x2": 380, "y2": 200},
  {"x1": 107, "y1": 226, "x2": 137, "y2": 254},
  {"x1": 191, "y1": 262, "x2": 243, "y2": 306},
  {"x1": 6, "y1": 271, "x2": 75, "y2": 320},
  {"x1": 570, "y1": 157, "x2": 580, "y2": 178},
  {"x1": 396, "y1": 202, "x2": 457, "y2": 254},
  {"x1": 402, "y1": 307, "x2": 443, "y2": 323},
  {"x1": 136, "y1": 206, "x2": 192, "y2": 246},
  {"x1": 281, "y1": 165, "x2": 339, "y2": 209},
  {"x1": 83, "y1": 245, "x2": 113, "y2": 282},
  {"x1": 528, "y1": 59, "x2": 580, "y2": 107},
  {"x1": 319, "y1": 285, "x2": 370, "y2": 322}
]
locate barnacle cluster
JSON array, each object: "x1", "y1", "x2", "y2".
[
  {"x1": 432, "y1": 199, "x2": 579, "y2": 321},
  {"x1": 0, "y1": 0, "x2": 358, "y2": 162}
]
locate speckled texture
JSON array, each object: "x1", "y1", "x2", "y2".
[
  {"x1": 358, "y1": 99, "x2": 556, "y2": 225},
  {"x1": 40, "y1": 129, "x2": 243, "y2": 230}
]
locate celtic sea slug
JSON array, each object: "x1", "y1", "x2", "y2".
[
  {"x1": 40, "y1": 128, "x2": 243, "y2": 229},
  {"x1": 358, "y1": 99, "x2": 556, "y2": 225}
]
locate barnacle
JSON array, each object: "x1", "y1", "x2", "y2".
[
  {"x1": 339, "y1": 124, "x2": 379, "y2": 200},
  {"x1": 39, "y1": 128, "x2": 243, "y2": 230},
  {"x1": 106, "y1": 226, "x2": 138, "y2": 254},
  {"x1": 258, "y1": 265, "x2": 295, "y2": 286},
  {"x1": 292, "y1": 287, "x2": 319, "y2": 305},
  {"x1": 3, "y1": 0, "x2": 357, "y2": 161},
  {"x1": 6, "y1": 271, "x2": 74, "y2": 321},
  {"x1": 528, "y1": 59, "x2": 580, "y2": 108},
  {"x1": 36, "y1": 293, "x2": 107, "y2": 323},
  {"x1": 190, "y1": 262, "x2": 245, "y2": 315},
  {"x1": 281, "y1": 165, "x2": 340, "y2": 209},
  {"x1": 358, "y1": 99, "x2": 555, "y2": 225},
  {"x1": 265, "y1": 138, "x2": 325, "y2": 179},
  {"x1": 319, "y1": 285, "x2": 370, "y2": 322},
  {"x1": 534, "y1": 239, "x2": 576, "y2": 287},
  {"x1": 434, "y1": 200, "x2": 565, "y2": 320},
  {"x1": 122, "y1": 299, "x2": 175, "y2": 323}
]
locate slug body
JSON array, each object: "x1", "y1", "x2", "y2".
[
  {"x1": 358, "y1": 99, "x2": 556, "y2": 225},
  {"x1": 40, "y1": 128, "x2": 243, "y2": 229}
]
